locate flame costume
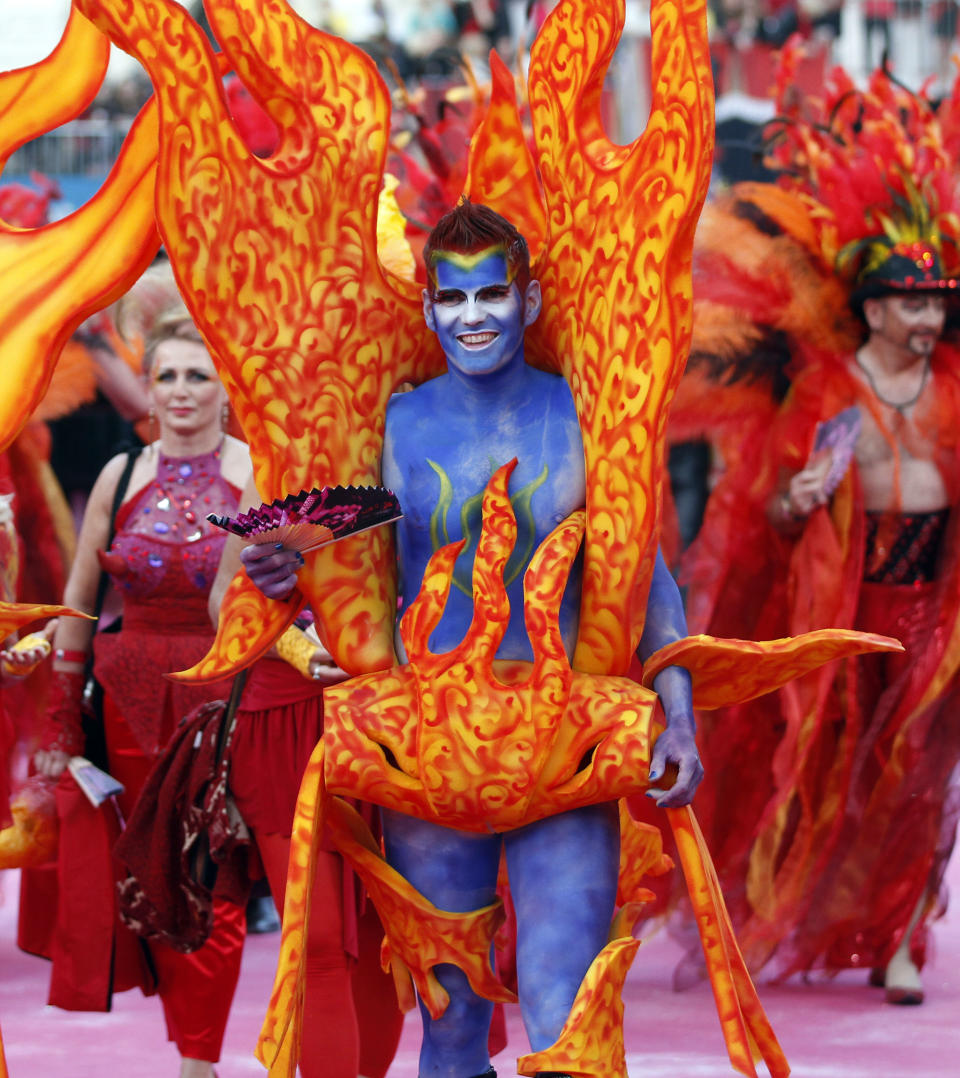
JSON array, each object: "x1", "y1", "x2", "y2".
[
  {"x1": 0, "y1": 2, "x2": 908, "y2": 1076},
  {"x1": 679, "y1": 53, "x2": 960, "y2": 982}
]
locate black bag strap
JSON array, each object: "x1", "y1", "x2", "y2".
[
  {"x1": 92, "y1": 446, "x2": 143, "y2": 621},
  {"x1": 214, "y1": 667, "x2": 248, "y2": 767},
  {"x1": 79, "y1": 446, "x2": 144, "y2": 775}
]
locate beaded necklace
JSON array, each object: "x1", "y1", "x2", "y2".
[{"x1": 854, "y1": 354, "x2": 931, "y2": 414}]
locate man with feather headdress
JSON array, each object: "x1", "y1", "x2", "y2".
[{"x1": 679, "y1": 54, "x2": 960, "y2": 1006}]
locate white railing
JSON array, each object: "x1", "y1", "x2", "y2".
[{"x1": 4, "y1": 117, "x2": 130, "y2": 178}]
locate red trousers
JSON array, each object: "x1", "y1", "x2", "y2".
[
  {"x1": 106, "y1": 698, "x2": 246, "y2": 1062},
  {"x1": 256, "y1": 831, "x2": 404, "y2": 1078}
]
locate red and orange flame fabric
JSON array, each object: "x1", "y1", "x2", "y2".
[{"x1": 0, "y1": 5, "x2": 160, "y2": 457}]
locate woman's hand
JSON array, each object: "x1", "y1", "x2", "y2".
[
  {"x1": 33, "y1": 748, "x2": 70, "y2": 780},
  {"x1": 1, "y1": 625, "x2": 56, "y2": 679},
  {"x1": 307, "y1": 641, "x2": 348, "y2": 683}
]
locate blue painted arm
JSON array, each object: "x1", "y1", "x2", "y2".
[{"x1": 637, "y1": 548, "x2": 702, "y2": 807}]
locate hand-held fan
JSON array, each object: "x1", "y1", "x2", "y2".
[
  {"x1": 207, "y1": 485, "x2": 402, "y2": 554},
  {"x1": 809, "y1": 405, "x2": 862, "y2": 500}
]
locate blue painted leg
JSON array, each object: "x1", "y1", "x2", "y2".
[
  {"x1": 382, "y1": 808, "x2": 503, "y2": 1078},
  {"x1": 504, "y1": 802, "x2": 620, "y2": 1053}
]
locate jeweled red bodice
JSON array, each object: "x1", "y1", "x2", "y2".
[
  {"x1": 93, "y1": 446, "x2": 240, "y2": 754},
  {"x1": 103, "y1": 446, "x2": 238, "y2": 601}
]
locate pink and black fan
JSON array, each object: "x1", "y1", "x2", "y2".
[{"x1": 207, "y1": 485, "x2": 402, "y2": 553}]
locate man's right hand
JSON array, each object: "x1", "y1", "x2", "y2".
[
  {"x1": 239, "y1": 542, "x2": 304, "y2": 600},
  {"x1": 785, "y1": 450, "x2": 832, "y2": 517}
]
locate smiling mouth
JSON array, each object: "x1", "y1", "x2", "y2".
[{"x1": 457, "y1": 331, "x2": 499, "y2": 348}]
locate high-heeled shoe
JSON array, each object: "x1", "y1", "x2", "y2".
[{"x1": 883, "y1": 952, "x2": 924, "y2": 1005}]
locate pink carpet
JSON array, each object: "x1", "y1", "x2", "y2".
[{"x1": 2, "y1": 850, "x2": 958, "y2": 1077}]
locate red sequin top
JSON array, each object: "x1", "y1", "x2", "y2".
[{"x1": 93, "y1": 446, "x2": 240, "y2": 755}]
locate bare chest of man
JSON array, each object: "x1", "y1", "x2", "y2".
[{"x1": 854, "y1": 404, "x2": 948, "y2": 511}]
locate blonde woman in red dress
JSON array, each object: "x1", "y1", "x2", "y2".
[{"x1": 35, "y1": 299, "x2": 252, "y2": 1078}]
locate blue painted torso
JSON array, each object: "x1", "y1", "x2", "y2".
[{"x1": 383, "y1": 366, "x2": 585, "y2": 661}]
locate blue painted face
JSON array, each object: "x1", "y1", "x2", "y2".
[{"x1": 423, "y1": 250, "x2": 539, "y2": 379}]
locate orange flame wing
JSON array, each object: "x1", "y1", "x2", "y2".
[
  {"x1": 641, "y1": 630, "x2": 904, "y2": 709},
  {"x1": 0, "y1": 602, "x2": 92, "y2": 638},
  {"x1": 0, "y1": 6, "x2": 160, "y2": 455},
  {"x1": 464, "y1": 52, "x2": 548, "y2": 271},
  {"x1": 78, "y1": 0, "x2": 448, "y2": 676},
  {"x1": 466, "y1": 0, "x2": 715, "y2": 676}
]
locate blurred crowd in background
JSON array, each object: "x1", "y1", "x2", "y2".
[{"x1": 7, "y1": 0, "x2": 960, "y2": 207}]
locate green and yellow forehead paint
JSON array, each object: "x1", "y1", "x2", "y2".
[{"x1": 427, "y1": 245, "x2": 516, "y2": 292}]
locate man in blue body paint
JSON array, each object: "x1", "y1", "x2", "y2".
[{"x1": 242, "y1": 201, "x2": 702, "y2": 1078}]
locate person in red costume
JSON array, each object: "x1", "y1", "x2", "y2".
[
  {"x1": 210, "y1": 513, "x2": 405, "y2": 1078},
  {"x1": 684, "y1": 228, "x2": 960, "y2": 1007},
  {"x1": 671, "y1": 54, "x2": 960, "y2": 1009},
  {"x1": 34, "y1": 294, "x2": 253, "y2": 1078}
]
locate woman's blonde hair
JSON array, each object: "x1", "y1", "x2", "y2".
[
  {"x1": 115, "y1": 260, "x2": 205, "y2": 373},
  {"x1": 142, "y1": 308, "x2": 204, "y2": 374}
]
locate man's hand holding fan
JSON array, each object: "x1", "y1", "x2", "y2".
[{"x1": 219, "y1": 485, "x2": 402, "y2": 601}]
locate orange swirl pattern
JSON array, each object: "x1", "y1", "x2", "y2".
[
  {"x1": 0, "y1": 5, "x2": 160, "y2": 454},
  {"x1": 322, "y1": 465, "x2": 662, "y2": 834},
  {"x1": 77, "y1": 0, "x2": 448, "y2": 676},
  {"x1": 518, "y1": 936, "x2": 640, "y2": 1078},
  {"x1": 641, "y1": 630, "x2": 903, "y2": 709},
  {"x1": 465, "y1": 0, "x2": 715, "y2": 676},
  {"x1": 668, "y1": 807, "x2": 790, "y2": 1078},
  {"x1": 170, "y1": 572, "x2": 304, "y2": 683}
]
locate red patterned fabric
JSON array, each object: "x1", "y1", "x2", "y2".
[
  {"x1": 682, "y1": 342, "x2": 960, "y2": 977},
  {"x1": 114, "y1": 693, "x2": 252, "y2": 953},
  {"x1": 38, "y1": 669, "x2": 85, "y2": 756}
]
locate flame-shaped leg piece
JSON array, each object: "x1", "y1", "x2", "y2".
[{"x1": 517, "y1": 936, "x2": 641, "y2": 1078}]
